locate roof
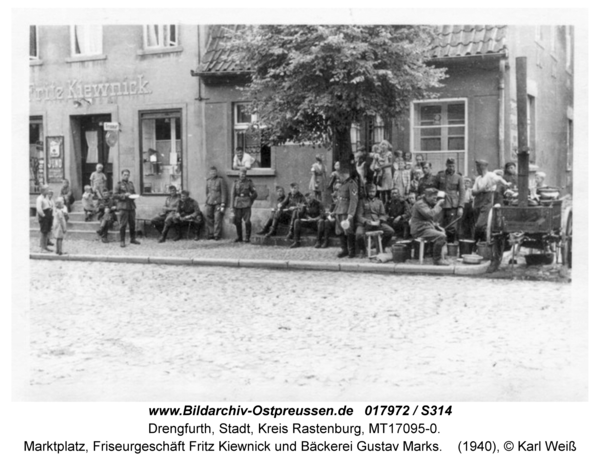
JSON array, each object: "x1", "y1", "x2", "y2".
[
  {"x1": 430, "y1": 25, "x2": 507, "y2": 59},
  {"x1": 200, "y1": 25, "x2": 251, "y2": 74},
  {"x1": 199, "y1": 25, "x2": 508, "y2": 75}
]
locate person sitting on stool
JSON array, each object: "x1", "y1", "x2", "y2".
[{"x1": 410, "y1": 188, "x2": 449, "y2": 266}]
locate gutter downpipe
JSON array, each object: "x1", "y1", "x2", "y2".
[{"x1": 498, "y1": 58, "x2": 507, "y2": 169}]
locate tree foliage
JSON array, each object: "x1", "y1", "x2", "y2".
[{"x1": 228, "y1": 25, "x2": 446, "y2": 163}]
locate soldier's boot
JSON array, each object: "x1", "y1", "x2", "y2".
[
  {"x1": 234, "y1": 224, "x2": 243, "y2": 243},
  {"x1": 101, "y1": 236, "x2": 109, "y2": 244},
  {"x1": 120, "y1": 229, "x2": 126, "y2": 248},
  {"x1": 322, "y1": 228, "x2": 330, "y2": 249},
  {"x1": 130, "y1": 230, "x2": 141, "y2": 245},
  {"x1": 173, "y1": 225, "x2": 183, "y2": 242},
  {"x1": 264, "y1": 220, "x2": 278, "y2": 238},
  {"x1": 314, "y1": 228, "x2": 322, "y2": 249},
  {"x1": 337, "y1": 235, "x2": 349, "y2": 258},
  {"x1": 158, "y1": 225, "x2": 169, "y2": 243},
  {"x1": 347, "y1": 234, "x2": 357, "y2": 258},
  {"x1": 257, "y1": 219, "x2": 272, "y2": 235},
  {"x1": 194, "y1": 225, "x2": 201, "y2": 241},
  {"x1": 285, "y1": 224, "x2": 294, "y2": 240},
  {"x1": 244, "y1": 223, "x2": 252, "y2": 243},
  {"x1": 357, "y1": 238, "x2": 366, "y2": 259}
]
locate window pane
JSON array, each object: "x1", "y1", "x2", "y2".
[
  {"x1": 448, "y1": 126, "x2": 465, "y2": 136},
  {"x1": 422, "y1": 138, "x2": 441, "y2": 151},
  {"x1": 141, "y1": 113, "x2": 182, "y2": 194},
  {"x1": 421, "y1": 127, "x2": 442, "y2": 137},
  {"x1": 420, "y1": 105, "x2": 441, "y2": 126},
  {"x1": 448, "y1": 137, "x2": 465, "y2": 151},
  {"x1": 30, "y1": 26, "x2": 37, "y2": 59},
  {"x1": 236, "y1": 104, "x2": 252, "y2": 124},
  {"x1": 447, "y1": 104, "x2": 465, "y2": 124}
]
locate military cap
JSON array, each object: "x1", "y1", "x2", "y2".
[
  {"x1": 446, "y1": 158, "x2": 456, "y2": 165},
  {"x1": 475, "y1": 159, "x2": 489, "y2": 166}
]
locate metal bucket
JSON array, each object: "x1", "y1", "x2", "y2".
[
  {"x1": 459, "y1": 239, "x2": 475, "y2": 256},
  {"x1": 447, "y1": 242, "x2": 459, "y2": 257},
  {"x1": 477, "y1": 242, "x2": 493, "y2": 261},
  {"x1": 392, "y1": 243, "x2": 410, "y2": 263}
]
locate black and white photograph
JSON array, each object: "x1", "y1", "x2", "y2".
[{"x1": 18, "y1": 11, "x2": 588, "y2": 402}]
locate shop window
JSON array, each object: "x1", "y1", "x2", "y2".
[
  {"x1": 144, "y1": 25, "x2": 178, "y2": 49},
  {"x1": 140, "y1": 111, "x2": 183, "y2": 194},
  {"x1": 412, "y1": 100, "x2": 466, "y2": 153},
  {"x1": 233, "y1": 103, "x2": 271, "y2": 168},
  {"x1": 71, "y1": 25, "x2": 103, "y2": 56},
  {"x1": 29, "y1": 118, "x2": 45, "y2": 194},
  {"x1": 30, "y1": 26, "x2": 38, "y2": 60}
]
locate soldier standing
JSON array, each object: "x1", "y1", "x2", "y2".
[
  {"x1": 434, "y1": 158, "x2": 465, "y2": 243},
  {"x1": 205, "y1": 166, "x2": 228, "y2": 241},
  {"x1": 113, "y1": 169, "x2": 141, "y2": 248},
  {"x1": 231, "y1": 168, "x2": 257, "y2": 243},
  {"x1": 334, "y1": 166, "x2": 358, "y2": 258}
]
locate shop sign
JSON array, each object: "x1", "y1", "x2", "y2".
[
  {"x1": 29, "y1": 75, "x2": 152, "y2": 102},
  {"x1": 104, "y1": 122, "x2": 120, "y2": 131},
  {"x1": 46, "y1": 136, "x2": 65, "y2": 183}
]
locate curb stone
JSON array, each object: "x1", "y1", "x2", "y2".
[
  {"x1": 106, "y1": 255, "x2": 150, "y2": 264},
  {"x1": 148, "y1": 257, "x2": 194, "y2": 266},
  {"x1": 393, "y1": 263, "x2": 455, "y2": 275},
  {"x1": 191, "y1": 258, "x2": 240, "y2": 267},
  {"x1": 287, "y1": 261, "x2": 341, "y2": 272},
  {"x1": 239, "y1": 259, "x2": 288, "y2": 269}
]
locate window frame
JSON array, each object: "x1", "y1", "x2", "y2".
[
  {"x1": 143, "y1": 24, "x2": 180, "y2": 50},
  {"x1": 138, "y1": 110, "x2": 184, "y2": 196},
  {"x1": 29, "y1": 25, "x2": 39, "y2": 61},
  {"x1": 70, "y1": 25, "x2": 104, "y2": 58},
  {"x1": 232, "y1": 102, "x2": 272, "y2": 170}
]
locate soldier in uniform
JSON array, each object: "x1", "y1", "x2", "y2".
[
  {"x1": 333, "y1": 166, "x2": 358, "y2": 258},
  {"x1": 410, "y1": 188, "x2": 449, "y2": 266},
  {"x1": 264, "y1": 182, "x2": 306, "y2": 239},
  {"x1": 177, "y1": 190, "x2": 204, "y2": 241},
  {"x1": 417, "y1": 162, "x2": 437, "y2": 196},
  {"x1": 472, "y1": 159, "x2": 511, "y2": 242},
  {"x1": 356, "y1": 183, "x2": 394, "y2": 257},
  {"x1": 231, "y1": 168, "x2": 257, "y2": 243},
  {"x1": 96, "y1": 189, "x2": 117, "y2": 244},
  {"x1": 289, "y1": 192, "x2": 328, "y2": 249},
  {"x1": 150, "y1": 185, "x2": 181, "y2": 243},
  {"x1": 434, "y1": 158, "x2": 465, "y2": 243},
  {"x1": 258, "y1": 186, "x2": 287, "y2": 235},
  {"x1": 386, "y1": 187, "x2": 406, "y2": 236},
  {"x1": 205, "y1": 166, "x2": 228, "y2": 240},
  {"x1": 113, "y1": 169, "x2": 141, "y2": 248}
]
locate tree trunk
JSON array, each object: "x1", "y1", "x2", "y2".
[{"x1": 331, "y1": 123, "x2": 353, "y2": 169}]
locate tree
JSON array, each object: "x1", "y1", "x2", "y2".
[{"x1": 229, "y1": 25, "x2": 446, "y2": 167}]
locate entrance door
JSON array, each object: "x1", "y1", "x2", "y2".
[{"x1": 80, "y1": 115, "x2": 113, "y2": 192}]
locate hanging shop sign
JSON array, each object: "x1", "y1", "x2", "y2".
[
  {"x1": 46, "y1": 136, "x2": 65, "y2": 183},
  {"x1": 29, "y1": 75, "x2": 152, "y2": 102},
  {"x1": 104, "y1": 122, "x2": 120, "y2": 147}
]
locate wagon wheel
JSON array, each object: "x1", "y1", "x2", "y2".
[
  {"x1": 561, "y1": 207, "x2": 573, "y2": 268},
  {"x1": 485, "y1": 205, "x2": 498, "y2": 244}
]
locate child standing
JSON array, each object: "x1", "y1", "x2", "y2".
[
  {"x1": 82, "y1": 185, "x2": 95, "y2": 221},
  {"x1": 90, "y1": 163, "x2": 108, "y2": 198},
  {"x1": 52, "y1": 198, "x2": 69, "y2": 255}
]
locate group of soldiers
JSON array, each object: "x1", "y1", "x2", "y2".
[{"x1": 94, "y1": 156, "x2": 509, "y2": 263}]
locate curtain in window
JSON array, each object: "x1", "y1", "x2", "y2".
[
  {"x1": 74, "y1": 25, "x2": 102, "y2": 55},
  {"x1": 85, "y1": 131, "x2": 98, "y2": 163}
]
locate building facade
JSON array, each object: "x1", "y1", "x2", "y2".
[{"x1": 29, "y1": 24, "x2": 574, "y2": 235}]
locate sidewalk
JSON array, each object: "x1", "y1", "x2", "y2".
[{"x1": 28, "y1": 236, "x2": 574, "y2": 281}]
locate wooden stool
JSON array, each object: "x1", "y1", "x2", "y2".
[
  {"x1": 365, "y1": 230, "x2": 384, "y2": 258},
  {"x1": 414, "y1": 237, "x2": 426, "y2": 264}
]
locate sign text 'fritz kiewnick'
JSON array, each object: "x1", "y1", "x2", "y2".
[{"x1": 29, "y1": 75, "x2": 152, "y2": 102}]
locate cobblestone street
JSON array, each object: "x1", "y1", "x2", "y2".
[{"x1": 26, "y1": 259, "x2": 585, "y2": 402}]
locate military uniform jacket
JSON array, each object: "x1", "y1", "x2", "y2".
[
  {"x1": 410, "y1": 199, "x2": 443, "y2": 236},
  {"x1": 434, "y1": 170, "x2": 465, "y2": 209},
  {"x1": 232, "y1": 178, "x2": 257, "y2": 209},
  {"x1": 98, "y1": 196, "x2": 117, "y2": 213},
  {"x1": 114, "y1": 180, "x2": 137, "y2": 211},
  {"x1": 357, "y1": 197, "x2": 388, "y2": 225},
  {"x1": 417, "y1": 173, "x2": 437, "y2": 196},
  {"x1": 333, "y1": 178, "x2": 358, "y2": 216},
  {"x1": 161, "y1": 196, "x2": 181, "y2": 217},
  {"x1": 280, "y1": 192, "x2": 306, "y2": 210},
  {"x1": 303, "y1": 199, "x2": 325, "y2": 220},
  {"x1": 386, "y1": 198, "x2": 405, "y2": 220},
  {"x1": 206, "y1": 176, "x2": 228, "y2": 206},
  {"x1": 179, "y1": 197, "x2": 202, "y2": 220}
]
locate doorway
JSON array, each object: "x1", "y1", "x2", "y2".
[{"x1": 73, "y1": 114, "x2": 113, "y2": 193}]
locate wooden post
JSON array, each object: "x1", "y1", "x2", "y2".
[{"x1": 516, "y1": 57, "x2": 530, "y2": 207}]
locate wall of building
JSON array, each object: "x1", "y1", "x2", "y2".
[
  {"x1": 29, "y1": 25, "x2": 204, "y2": 217},
  {"x1": 505, "y1": 25, "x2": 574, "y2": 193}
]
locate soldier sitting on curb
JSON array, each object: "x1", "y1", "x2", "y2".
[
  {"x1": 264, "y1": 182, "x2": 306, "y2": 239},
  {"x1": 176, "y1": 190, "x2": 204, "y2": 241},
  {"x1": 96, "y1": 189, "x2": 117, "y2": 244},
  {"x1": 258, "y1": 186, "x2": 286, "y2": 235},
  {"x1": 289, "y1": 191, "x2": 330, "y2": 249}
]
